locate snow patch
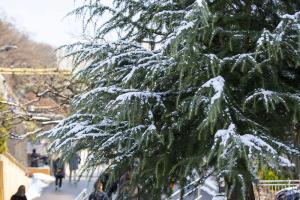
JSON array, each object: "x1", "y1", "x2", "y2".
[
  {"x1": 27, "y1": 173, "x2": 55, "y2": 200},
  {"x1": 33, "y1": 173, "x2": 55, "y2": 183}
]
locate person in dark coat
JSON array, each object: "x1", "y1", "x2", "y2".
[
  {"x1": 53, "y1": 157, "x2": 65, "y2": 190},
  {"x1": 30, "y1": 149, "x2": 39, "y2": 167},
  {"x1": 88, "y1": 181, "x2": 109, "y2": 200},
  {"x1": 10, "y1": 185, "x2": 27, "y2": 200},
  {"x1": 68, "y1": 153, "x2": 81, "y2": 182}
]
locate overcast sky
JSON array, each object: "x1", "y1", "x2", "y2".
[{"x1": 0, "y1": 0, "x2": 85, "y2": 47}]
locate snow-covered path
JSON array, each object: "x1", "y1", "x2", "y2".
[{"x1": 33, "y1": 177, "x2": 95, "y2": 200}]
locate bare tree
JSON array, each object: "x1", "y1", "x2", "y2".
[{"x1": 0, "y1": 18, "x2": 76, "y2": 139}]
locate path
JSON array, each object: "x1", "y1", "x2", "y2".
[
  {"x1": 33, "y1": 177, "x2": 215, "y2": 200},
  {"x1": 33, "y1": 177, "x2": 96, "y2": 200}
]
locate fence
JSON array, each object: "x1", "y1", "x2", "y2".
[
  {"x1": 168, "y1": 178, "x2": 210, "y2": 200},
  {"x1": 255, "y1": 180, "x2": 300, "y2": 200}
]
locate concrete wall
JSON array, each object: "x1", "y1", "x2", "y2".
[
  {"x1": 0, "y1": 153, "x2": 29, "y2": 200},
  {"x1": 7, "y1": 138, "x2": 28, "y2": 167}
]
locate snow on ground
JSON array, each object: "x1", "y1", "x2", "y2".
[
  {"x1": 27, "y1": 173, "x2": 55, "y2": 200},
  {"x1": 32, "y1": 173, "x2": 55, "y2": 183}
]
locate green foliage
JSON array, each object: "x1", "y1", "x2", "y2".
[
  {"x1": 46, "y1": 1, "x2": 300, "y2": 199},
  {"x1": 258, "y1": 168, "x2": 280, "y2": 180},
  {"x1": 258, "y1": 167, "x2": 296, "y2": 180},
  {"x1": 0, "y1": 127, "x2": 7, "y2": 153}
]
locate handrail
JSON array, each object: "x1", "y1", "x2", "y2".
[
  {"x1": 260, "y1": 184, "x2": 298, "y2": 187},
  {"x1": 74, "y1": 188, "x2": 88, "y2": 200},
  {"x1": 256, "y1": 179, "x2": 300, "y2": 200},
  {"x1": 170, "y1": 178, "x2": 208, "y2": 200},
  {"x1": 170, "y1": 178, "x2": 201, "y2": 198},
  {"x1": 182, "y1": 185, "x2": 201, "y2": 198},
  {"x1": 259, "y1": 180, "x2": 299, "y2": 183}
]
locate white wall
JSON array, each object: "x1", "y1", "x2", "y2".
[{"x1": 0, "y1": 153, "x2": 29, "y2": 200}]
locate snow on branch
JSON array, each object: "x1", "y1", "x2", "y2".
[
  {"x1": 105, "y1": 91, "x2": 165, "y2": 112},
  {"x1": 114, "y1": 91, "x2": 162, "y2": 104},
  {"x1": 280, "y1": 11, "x2": 300, "y2": 21},
  {"x1": 45, "y1": 116, "x2": 123, "y2": 152},
  {"x1": 244, "y1": 89, "x2": 288, "y2": 112},
  {"x1": 240, "y1": 134, "x2": 276, "y2": 156},
  {"x1": 214, "y1": 123, "x2": 236, "y2": 147},
  {"x1": 260, "y1": 135, "x2": 299, "y2": 155},
  {"x1": 196, "y1": 0, "x2": 205, "y2": 7},
  {"x1": 212, "y1": 123, "x2": 290, "y2": 166},
  {"x1": 257, "y1": 11, "x2": 300, "y2": 48},
  {"x1": 72, "y1": 86, "x2": 137, "y2": 107},
  {"x1": 200, "y1": 76, "x2": 225, "y2": 106},
  {"x1": 257, "y1": 29, "x2": 281, "y2": 47}
]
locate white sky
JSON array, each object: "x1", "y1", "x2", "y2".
[{"x1": 0, "y1": 0, "x2": 86, "y2": 47}]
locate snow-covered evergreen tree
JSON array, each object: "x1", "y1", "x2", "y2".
[{"x1": 45, "y1": 1, "x2": 300, "y2": 199}]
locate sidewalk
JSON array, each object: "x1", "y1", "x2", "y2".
[{"x1": 33, "y1": 177, "x2": 95, "y2": 200}]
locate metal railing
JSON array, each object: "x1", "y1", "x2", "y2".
[
  {"x1": 75, "y1": 188, "x2": 88, "y2": 200},
  {"x1": 169, "y1": 178, "x2": 205, "y2": 200},
  {"x1": 255, "y1": 180, "x2": 300, "y2": 200}
]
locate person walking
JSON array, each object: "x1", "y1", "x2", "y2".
[
  {"x1": 10, "y1": 185, "x2": 27, "y2": 200},
  {"x1": 53, "y1": 157, "x2": 65, "y2": 190},
  {"x1": 68, "y1": 153, "x2": 81, "y2": 182},
  {"x1": 88, "y1": 181, "x2": 109, "y2": 200}
]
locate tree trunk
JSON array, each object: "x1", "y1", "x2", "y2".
[{"x1": 226, "y1": 158, "x2": 255, "y2": 200}]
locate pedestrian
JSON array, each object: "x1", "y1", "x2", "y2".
[
  {"x1": 10, "y1": 185, "x2": 27, "y2": 200},
  {"x1": 30, "y1": 149, "x2": 39, "y2": 167},
  {"x1": 68, "y1": 153, "x2": 81, "y2": 182},
  {"x1": 88, "y1": 181, "x2": 109, "y2": 200},
  {"x1": 53, "y1": 157, "x2": 65, "y2": 190}
]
